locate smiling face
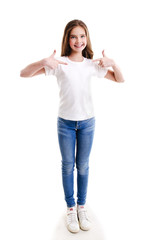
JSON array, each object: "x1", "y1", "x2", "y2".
[
  {"x1": 61, "y1": 20, "x2": 93, "y2": 59},
  {"x1": 69, "y1": 26, "x2": 87, "y2": 54}
]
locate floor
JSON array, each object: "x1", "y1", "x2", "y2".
[{"x1": 51, "y1": 205, "x2": 106, "y2": 240}]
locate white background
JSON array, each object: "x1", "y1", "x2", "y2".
[{"x1": 0, "y1": 0, "x2": 146, "y2": 239}]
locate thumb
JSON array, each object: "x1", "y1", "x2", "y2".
[
  {"x1": 102, "y1": 49, "x2": 106, "y2": 57},
  {"x1": 51, "y1": 49, "x2": 56, "y2": 57}
]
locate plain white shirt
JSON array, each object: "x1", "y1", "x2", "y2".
[{"x1": 44, "y1": 56, "x2": 107, "y2": 121}]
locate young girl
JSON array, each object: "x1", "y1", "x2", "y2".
[{"x1": 20, "y1": 19, "x2": 124, "y2": 233}]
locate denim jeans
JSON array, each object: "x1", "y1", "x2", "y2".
[{"x1": 57, "y1": 117, "x2": 95, "y2": 207}]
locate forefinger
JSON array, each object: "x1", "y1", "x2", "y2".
[
  {"x1": 92, "y1": 58, "x2": 102, "y2": 63},
  {"x1": 58, "y1": 60, "x2": 68, "y2": 65}
]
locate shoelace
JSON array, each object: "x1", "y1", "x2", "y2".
[
  {"x1": 67, "y1": 212, "x2": 78, "y2": 224},
  {"x1": 78, "y1": 209, "x2": 88, "y2": 221}
]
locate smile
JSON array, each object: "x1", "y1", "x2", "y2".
[{"x1": 74, "y1": 44, "x2": 84, "y2": 48}]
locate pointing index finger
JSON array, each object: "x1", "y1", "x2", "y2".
[
  {"x1": 92, "y1": 58, "x2": 102, "y2": 62},
  {"x1": 57, "y1": 60, "x2": 68, "y2": 65}
]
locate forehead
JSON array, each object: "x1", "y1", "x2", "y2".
[{"x1": 70, "y1": 26, "x2": 86, "y2": 35}]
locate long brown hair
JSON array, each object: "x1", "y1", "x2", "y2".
[{"x1": 61, "y1": 19, "x2": 94, "y2": 59}]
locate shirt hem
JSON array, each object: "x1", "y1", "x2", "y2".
[{"x1": 58, "y1": 113, "x2": 95, "y2": 121}]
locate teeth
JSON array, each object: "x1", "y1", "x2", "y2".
[{"x1": 75, "y1": 44, "x2": 83, "y2": 48}]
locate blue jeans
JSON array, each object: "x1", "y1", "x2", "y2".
[{"x1": 57, "y1": 117, "x2": 95, "y2": 207}]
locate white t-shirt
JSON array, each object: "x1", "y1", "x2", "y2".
[{"x1": 44, "y1": 56, "x2": 107, "y2": 121}]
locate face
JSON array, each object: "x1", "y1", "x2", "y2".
[{"x1": 69, "y1": 26, "x2": 87, "y2": 53}]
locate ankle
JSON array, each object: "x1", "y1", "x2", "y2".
[
  {"x1": 77, "y1": 204, "x2": 86, "y2": 210},
  {"x1": 67, "y1": 206, "x2": 76, "y2": 211}
]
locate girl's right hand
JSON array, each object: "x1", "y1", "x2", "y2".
[{"x1": 43, "y1": 50, "x2": 68, "y2": 69}]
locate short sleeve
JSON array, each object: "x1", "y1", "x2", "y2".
[{"x1": 92, "y1": 62, "x2": 108, "y2": 78}]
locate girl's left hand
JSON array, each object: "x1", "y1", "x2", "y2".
[{"x1": 93, "y1": 50, "x2": 115, "y2": 68}]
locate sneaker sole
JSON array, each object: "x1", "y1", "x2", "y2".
[
  {"x1": 79, "y1": 225, "x2": 90, "y2": 231},
  {"x1": 78, "y1": 221, "x2": 91, "y2": 231}
]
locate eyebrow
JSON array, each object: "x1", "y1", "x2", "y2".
[{"x1": 70, "y1": 34, "x2": 86, "y2": 37}]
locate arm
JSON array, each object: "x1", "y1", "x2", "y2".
[
  {"x1": 105, "y1": 64, "x2": 125, "y2": 83},
  {"x1": 20, "y1": 60, "x2": 45, "y2": 77},
  {"x1": 20, "y1": 50, "x2": 68, "y2": 78},
  {"x1": 93, "y1": 50, "x2": 125, "y2": 83}
]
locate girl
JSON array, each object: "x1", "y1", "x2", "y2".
[{"x1": 20, "y1": 19, "x2": 124, "y2": 233}]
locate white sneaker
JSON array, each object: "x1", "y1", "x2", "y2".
[
  {"x1": 77, "y1": 205, "x2": 91, "y2": 231},
  {"x1": 67, "y1": 206, "x2": 79, "y2": 233}
]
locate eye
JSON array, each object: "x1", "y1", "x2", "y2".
[
  {"x1": 81, "y1": 35, "x2": 85, "y2": 38},
  {"x1": 70, "y1": 36, "x2": 76, "y2": 39}
]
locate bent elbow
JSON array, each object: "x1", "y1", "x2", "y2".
[
  {"x1": 20, "y1": 70, "x2": 30, "y2": 78},
  {"x1": 116, "y1": 78, "x2": 125, "y2": 83},
  {"x1": 119, "y1": 78, "x2": 125, "y2": 83},
  {"x1": 20, "y1": 70, "x2": 26, "y2": 77},
  {"x1": 20, "y1": 71, "x2": 24, "y2": 77}
]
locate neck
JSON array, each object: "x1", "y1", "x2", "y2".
[{"x1": 68, "y1": 52, "x2": 83, "y2": 62}]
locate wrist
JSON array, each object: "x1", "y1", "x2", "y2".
[
  {"x1": 111, "y1": 59, "x2": 116, "y2": 68},
  {"x1": 40, "y1": 58, "x2": 47, "y2": 67}
]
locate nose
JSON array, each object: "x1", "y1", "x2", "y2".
[{"x1": 76, "y1": 37, "x2": 81, "y2": 43}]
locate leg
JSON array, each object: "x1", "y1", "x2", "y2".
[
  {"x1": 57, "y1": 117, "x2": 76, "y2": 207},
  {"x1": 76, "y1": 117, "x2": 95, "y2": 205}
]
